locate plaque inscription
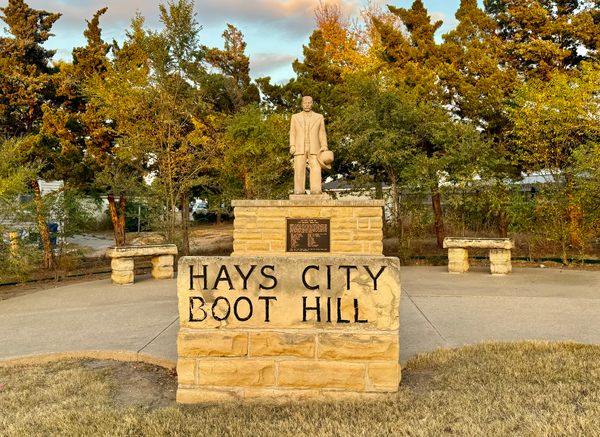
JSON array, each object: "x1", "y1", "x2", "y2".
[{"x1": 286, "y1": 218, "x2": 330, "y2": 252}]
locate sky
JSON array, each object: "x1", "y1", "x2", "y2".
[{"x1": 1, "y1": 0, "x2": 470, "y2": 83}]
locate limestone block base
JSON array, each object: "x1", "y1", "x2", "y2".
[
  {"x1": 111, "y1": 258, "x2": 134, "y2": 271},
  {"x1": 231, "y1": 199, "x2": 385, "y2": 256},
  {"x1": 176, "y1": 348, "x2": 401, "y2": 403},
  {"x1": 176, "y1": 256, "x2": 401, "y2": 402},
  {"x1": 176, "y1": 387, "x2": 393, "y2": 403},
  {"x1": 111, "y1": 258, "x2": 134, "y2": 284},
  {"x1": 448, "y1": 248, "x2": 469, "y2": 273},
  {"x1": 489, "y1": 249, "x2": 512, "y2": 275},
  {"x1": 151, "y1": 255, "x2": 175, "y2": 279},
  {"x1": 152, "y1": 255, "x2": 175, "y2": 267},
  {"x1": 111, "y1": 270, "x2": 134, "y2": 285},
  {"x1": 151, "y1": 265, "x2": 174, "y2": 279},
  {"x1": 288, "y1": 193, "x2": 330, "y2": 201}
]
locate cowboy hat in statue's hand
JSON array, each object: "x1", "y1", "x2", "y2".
[{"x1": 318, "y1": 149, "x2": 334, "y2": 170}]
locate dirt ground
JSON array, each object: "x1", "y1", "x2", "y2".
[
  {"x1": 81, "y1": 360, "x2": 178, "y2": 409},
  {"x1": 128, "y1": 223, "x2": 234, "y2": 256},
  {"x1": 74, "y1": 359, "x2": 440, "y2": 410}
]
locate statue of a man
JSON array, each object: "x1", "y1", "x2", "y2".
[{"x1": 289, "y1": 96, "x2": 333, "y2": 195}]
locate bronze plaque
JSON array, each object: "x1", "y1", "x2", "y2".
[{"x1": 286, "y1": 218, "x2": 330, "y2": 252}]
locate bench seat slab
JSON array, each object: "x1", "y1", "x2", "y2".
[
  {"x1": 107, "y1": 245, "x2": 178, "y2": 285},
  {"x1": 106, "y1": 244, "x2": 178, "y2": 258},
  {"x1": 443, "y1": 238, "x2": 513, "y2": 250}
]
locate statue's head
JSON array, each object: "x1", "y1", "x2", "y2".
[{"x1": 301, "y1": 96, "x2": 313, "y2": 112}]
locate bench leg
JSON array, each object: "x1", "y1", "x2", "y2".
[
  {"x1": 152, "y1": 255, "x2": 175, "y2": 279},
  {"x1": 111, "y1": 258, "x2": 134, "y2": 284},
  {"x1": 448, "y1": 248, "x2": 469, "y2": 273},
  {"x1": 489, "y1": 249, "x2": 512, "y2": 275}
]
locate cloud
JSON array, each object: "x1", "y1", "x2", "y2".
[
  {"x1": 430, "y1": 11, "x2": 446, "y2": 24},
  {"x1": 28, "y1": 0, "x2": 158, "y2": 32},
  {"x1": 196, "y1": 0, "x2": 360, "y2": 37},
  {"x1": 23, "y1": 0, "x2": 361, "y2": 77},
  {"x1": 250, "y1": 52, "x2": 296, "y2": 76},
  {"x1": 28, "y1": 0, "x2": 360, "y2": 40},
  {"x1": 429, "y1": 11, "x2": 458, "y2": 38}
]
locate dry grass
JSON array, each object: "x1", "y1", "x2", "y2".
[{"x1": 2, "y1": 342, "x2": 600, "y2": 436}]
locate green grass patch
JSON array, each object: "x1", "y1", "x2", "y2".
[{"x1": 2, "y1": 342, "x2": 600, "y2": 436}]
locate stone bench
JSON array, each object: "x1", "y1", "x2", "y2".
[
  {"x1": 106, "y1": 244, "x2": 178, "y2": 284},
  {"x1": 443, "y1": 237, "x2": 514, "y2": 275}
]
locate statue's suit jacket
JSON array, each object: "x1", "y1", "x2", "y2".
[{"x1": 289, "y1": 111, "x2": 328, "y2": 155}]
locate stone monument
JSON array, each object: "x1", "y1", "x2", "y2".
[{"x1": 175, "y1": 96, "x2": 401, "y2": 402}]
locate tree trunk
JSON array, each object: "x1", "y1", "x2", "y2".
[
  {"x1": 498, "y1": 210, "x2": 508, "y2": 238},
  {"x1": 243, "y1": 171, "x2": 254, "y2": 199},
  {"x1": 181, "y1": 193, "x2": 190, "y2": 256},
  {"x1": 390, "y1": 175, "x2": 401, "y2": 243},
  {"x1": 431, "y1": 189, "x2": 445, "y2": 248},
  {"x1": 31, "y1": 180, "x2": 55, "y2": 269},
  {"x1": 108, "y1": 193, "x2": 119, "y2": 244},
  {"x1": 108, "y1": 192, "x2": 126, "y2": 246},
  {"x1": 375, "y1": 176, "x2": 384, "y2": 200},
  {"x1": 567, "y1": 203, "x2": 583, "y2": 249},
  {"x1": 565, "y1": 175, "x2": 583, "y2": 251},
  {"x1": 118, "y1": 192, "x2": 126, "y2": 245}
]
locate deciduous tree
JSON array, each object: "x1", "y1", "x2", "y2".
[
  {"x1": 221, "y1": 105, "x2": 291, "y2": 200},
  {"x1": 508, "y1": 63, "x2": 600, "y2": 255},
  {"x1": 333, "y1": 77, "x2": 486, "y2": 247},
  {"x1": 88, "y1": 1, "x2": 219, "y2": 254}
]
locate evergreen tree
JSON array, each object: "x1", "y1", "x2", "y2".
[
  {"x1": 485, "y1": 0, "x2": 599, "y2": 79},
  {"x1": 0, "y1": 0, "x2": 60, "y2": 136},
  {"x1": 373, "y1": 0, "x2": 443, "y2": 96},
  {"x1": 440, "y1": 0, "x2": 519, "y2": 236},
  {"x1": 372, "y1": 1, "x2": 450, "y2": 246},
  {"x1": 72, "y1": 8, "x2": 110, "y2": 80},
  {"x1": 441, "y1": 0, "x2": 515, "y2": 135},
  {"x1": 258, "y1": 3, "x2": 359, "y2": 115},
  {"x1": 40, "y1": 7, "x2": 136, "y2": 246},
  {"x1": 0, "y1": 0, "x2": 61, "y2": 268},
  {"x1": 204, "y1": 24, "x2": 259, "y2": 112}
]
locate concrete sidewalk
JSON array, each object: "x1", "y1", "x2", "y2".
[
  {"x1": 401, "y1": 266, "x2": 600, "y2": 361},
  {"x1": 0, "y1": 266, "x2": 599, "y2": 365}
]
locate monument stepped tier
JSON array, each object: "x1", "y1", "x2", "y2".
[
  {"x1": 176, "y1": 195, "x2": 401, "y2": 402},
  {"x1": 177, "y1": 256, "x2": 400, "y2": 402},
  {"x1": 231, "y1": 198, "x2": 385, "y2": 256}
]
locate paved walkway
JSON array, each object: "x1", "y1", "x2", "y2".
[{"x1": 1, "y1": 266, "x2": 599, "y2": 365}]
